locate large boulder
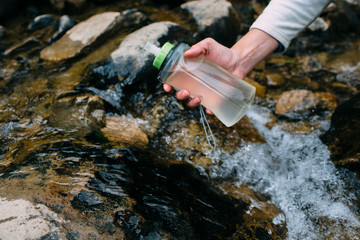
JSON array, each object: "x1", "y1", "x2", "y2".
[
  {"x1": 181, "y1": 0, "x2": 240, "y2": 46},
  {"x1": 321, "y1": 93, "x2": 360, "y2": 177}
]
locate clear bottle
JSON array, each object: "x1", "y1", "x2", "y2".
[{"x1": 145, "y1": 41, "x2": 255, "y2": 127}]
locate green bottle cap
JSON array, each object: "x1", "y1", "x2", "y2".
[{"x1": 153, "y1": 42, "x2": 174, "y2": 70}]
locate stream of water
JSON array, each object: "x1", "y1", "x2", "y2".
[{"x1": 208, "y1": 106, "x2": 360, "y2": 239}]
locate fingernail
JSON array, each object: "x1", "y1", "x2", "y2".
[
  {"x1": 192, "y1": 98, "x2": 199, "y2": 105},
  {"x1": 181, "y1": 91, "x2": 188, "y2": 98}
]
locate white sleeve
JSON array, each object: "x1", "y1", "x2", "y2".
[{"x1": 250, "y1": 0, "x2": 332, "y2": 51}]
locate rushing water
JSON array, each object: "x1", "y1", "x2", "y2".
[{"x1": 207, "y1": 106, "x2": 360, "y2": 240}]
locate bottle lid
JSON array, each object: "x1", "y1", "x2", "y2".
[{"x1": 153, "y1": 42, "x2": 174, "y2": 70}]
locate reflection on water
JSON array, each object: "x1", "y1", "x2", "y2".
[{"x1": 209, "y1": 106, "x2": 360, "y2": 239}]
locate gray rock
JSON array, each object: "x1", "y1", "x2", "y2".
[
  {"x1": 28, "y1": 14, "x2": 58, "y2": 32},
  {"x1": 181, "y1": 0, "x2": 240, "y2": 46},
  {"x1": 336, "y1": 72, "x2": 360, "y2": 88},
  {"x1": 4, "y1": 37, "x2": 41, "y2": 57},
  {"x1": 0, "y1": 26, "x2": 5, "y2": 40},
  {"x1": 0, "y1": 197, "x2": 63, "y2": 239},
  {"x1": 40, "y1": 12, "x2": 123, "y2": 61}
]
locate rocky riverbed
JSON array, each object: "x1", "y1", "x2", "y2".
[{"x1": 0, "y1": 0, "x2": 360, "y2": 239}]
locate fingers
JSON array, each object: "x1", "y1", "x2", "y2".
[
  {"x1": 175, "y1": 90, "x2": 190, "y2": 100},
  {"x1": 163, "y1": 83, "x2": 172, "y2": 92},
  {"x1": 184, "y1": 37, "x2": 215, "y2": 58},
  {"x1": 172, "y1": 89, "x2": 202, "y2": 108}
]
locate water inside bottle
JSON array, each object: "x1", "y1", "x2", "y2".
[{"x1": 165, "y1": 56, "x2": 255, "y2": 127}]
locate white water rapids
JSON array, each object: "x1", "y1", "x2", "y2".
[{"x1": 207, "y1": 105, "x2": 360, "y2": 240}]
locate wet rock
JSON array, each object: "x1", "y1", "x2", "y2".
[
  {"x1": 245, "y1": 77, "x2": 266, "y2": 98},
  {"x1": 265, "y1": 73, "x2": 285, "y2": 87},
  {"x1": 4, "y1": 37, "x2": 41, "y2": 57},
  {"x1": 49, "y1": 94, "x2": 105, "y2": 134},
  {"x1": 100, "y1": 116, "x2": 149, "y2": 149},
  {"x1": 40, "y1": 12, "x2": 123, "y2": 61},
  {"x1": 315, "y1": 91, "x2": 338, "y2": 111},
  {"x1": 28, "y1": 14, "x2": 58, "y2": 32},
  {"x1": 327, "y1": 0, "x2": 360, "y2": 33},
  {"x1": 307, "y1": 17, "x2": 329, "y2": 32},
  {"x1": 0, "y1": 26, "x2": 5, "y2": 40},
  {"x1": 336, "y1": 72, "x2": 360, "y2": 88},
  {"x1": 321, "y1": 93, "x2": 360, "y2": 177},
  {"x1": 181, "y1": 0, "x2": 240, "y2": 46},
  {"x1": 72, "y1": 189, "x2": 103, "y2": 209},
  {"x1": 275, "y1": 90, "x2": 320, "y2": 119},
  {"x1": 51, "y1": 15, "x2": 77, "y2": 42},
  {"x1": 219, "y1": 183, "x2": 287, "y2": 239},
  {"x1": 0, "y1": 197, "x2": 63, "y2": 239}
]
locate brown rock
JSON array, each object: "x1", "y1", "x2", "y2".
[
  {"x1": 315, "y1": 91, "x2": 338, "y2": 111},
  {"x1": 101, "y1": 116, "x2": 148, "y2": 149},
  {"x1": 275, "y1": 89, "x2": 320, "y2": 119},
  {"x1": 265, "y1": 73, "x2": 285, "y2": 87},
  {"x1": 40, "y1": 12, "x2": 122, "y2": 61},
  {"x1": 245, "y1": 77, "x2": 266, "y2": 98}
]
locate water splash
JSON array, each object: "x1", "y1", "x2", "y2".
[{"x1": 209, "y1": 106, "x2": 360, "y2": 240}]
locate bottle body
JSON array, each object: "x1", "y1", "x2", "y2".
[{"x1": 159, "y1": 43, "x2": 255, "y2": 127}]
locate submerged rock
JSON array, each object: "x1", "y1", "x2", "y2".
[
  {"x1": 100, "y1": 116, "x2": 149, "y2": 149},
  {"x1": 4, "y1": 37, "x2": 41, "y2": 57},
  {"x1": 321, "y1": 93, "x2": 360, "y2": 177},
  {"x1": 49, "y1": 94, "x2": 105, "y2": 134},
  {"x1": 275, "y1": 89, "x2": 320, "y2": 119},
  {"x1": 181, "y1": 0, "x2": 240, "y2": 46},
  {"x1": 40, "y1": 12, "x2": 123, "y2": 61}
]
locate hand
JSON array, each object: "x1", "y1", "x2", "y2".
[
  {"x1": 163, "y1": 29, "x2": 279, "y2": 111},
  {"x1": 163, "y1": 37, "x2": 244, "y2": 113}
]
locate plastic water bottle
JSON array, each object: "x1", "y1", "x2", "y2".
[{"x1": 145, "y1": 41, "x2": 255, "y2": 127}]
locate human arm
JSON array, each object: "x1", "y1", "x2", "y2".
[{"x1": 165, "y1": 0, "x2": 332, "y2": 109}]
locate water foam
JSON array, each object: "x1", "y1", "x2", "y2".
[{"x1": 209, "y1": 106, "x2": 360, "y2": 239}]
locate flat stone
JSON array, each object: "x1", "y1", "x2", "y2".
[
  {"x1": 181, "y1": 0, "x2": 240, "y2": 46},
  {"x1": 275, "y1": 89, "x2": 320, "y2": 119},
  {"x1": 40, "y1": 12, "x2": 122, "y2": 61},
  {"x1": 0, "y1": 197, "x2": 62, "y2": 240},
  {"x1": 101, "y1": 116, "x2": 149, "y2": 149}
]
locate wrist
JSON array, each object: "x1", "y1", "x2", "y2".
[{"x1": 230, "y1": 28, "x2": 279, "y2": 78}]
